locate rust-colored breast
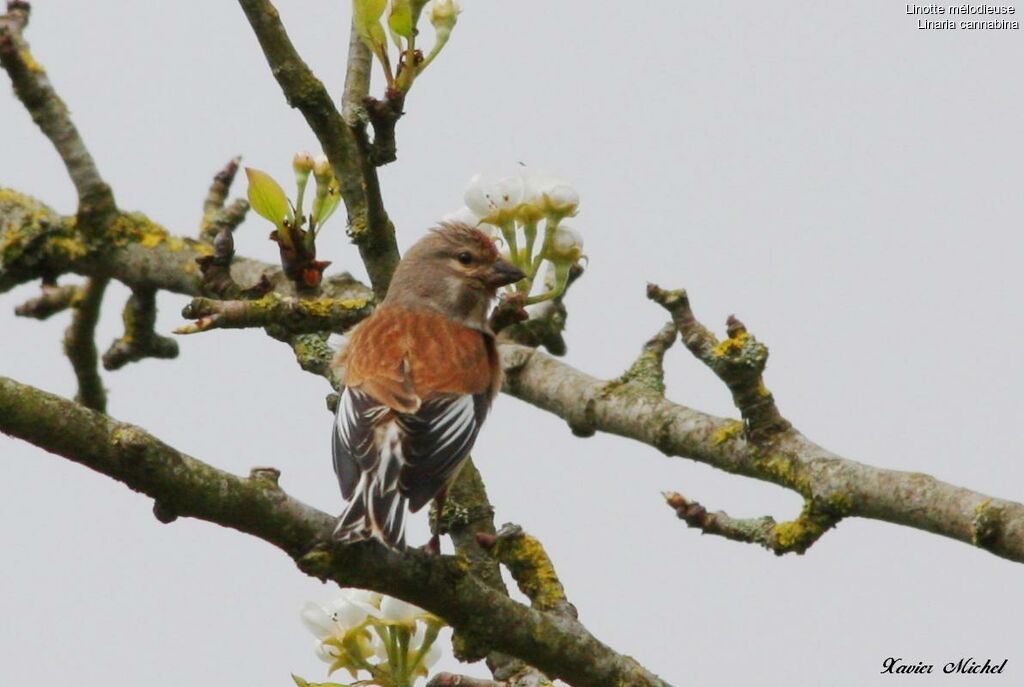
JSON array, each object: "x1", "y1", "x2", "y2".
[{"x1": 343, "y1": 307, "x2": 496, "y2": 408}]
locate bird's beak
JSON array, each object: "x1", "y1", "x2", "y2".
[{"x1": 489, "y1": 259, "x2": 526, "y2": 287}]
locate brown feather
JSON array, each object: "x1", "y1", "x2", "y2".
[{"x1": 341, "y1": 306, "x2": 498, "y2": 409}]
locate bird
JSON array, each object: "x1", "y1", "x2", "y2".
[{"x1": 330, "y1": 222, "x2": 526, "y2": 550}]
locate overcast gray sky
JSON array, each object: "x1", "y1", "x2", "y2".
[{"x1": 3, "y1": 2, "x2": 1022, "y2": 685}]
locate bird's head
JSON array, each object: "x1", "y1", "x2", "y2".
[{"x1": 384, "y1": 222, "x2": 526, "y2": 328}]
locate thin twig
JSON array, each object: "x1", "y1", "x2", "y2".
[
  {"x1": 63, "y1": 277, "x2": 107, "y2": 411},
  {"x1": 341, "y1": 19, "x2": 371, "y2": 126},
  {"x1": 200, "y1": 156, "x2": 242, "y2": 241},
  {"x1": 14, "y1": 281, "x2": 82, "y2": 319},
  {"x1": 236, "y1": 0, "x2": 400, "y2": 298},
  {"x1": 177, "y1": 292, "x2": 372, "y2": 335},
  {"x1": 0, "y1": 1, "x2": 114, "y2": 225},
  {"x1": 102, "y1": 288, "x2": 179, "y2": 370},
  {"x1": 648, "y1": 283, "x2": 790, "y2": 442},
  {"x1": 663, "y1": 491, "x2": 839, "y2": 556}
]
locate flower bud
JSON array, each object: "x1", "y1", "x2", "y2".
[
  {"x1": 548, "y1": 225, "x2": 584, "y2": 263},
  {"x1": 292, "y1": 151, "x2": 315, "y2": 175},
  {"x1": 313, "y1": 154, "x2": 333, "y2": 184},
  {"x1": 430, "y1": 0, "x2": 461, "y2": 41}
]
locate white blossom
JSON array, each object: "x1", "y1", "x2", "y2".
[
  {"x1": 379, "y1": 595, "x2": 429, "y2": 625},
  {"x1": 520, "y1": 168, "x2": 579, "y2": 217},
  {"x1": 464, "y1": 173, "x2": 524, "y2": 222},
  {"x1": 549, "y1": 224, "x2": 584, "y2": 262},
  {"x1": 440, "y1": 205, "x2": 482, "y2": 226}
]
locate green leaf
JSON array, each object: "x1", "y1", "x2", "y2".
[
  {"x1": 245, "y1": 168, "x2": 291, "y2": 227},
  {"x1": 353, "y1": 0, "x2": 387, "y2": 44},
  {"x1": 290, "y1": 675, "x2": 350, "y2": 687},
  {"x1": 313, "y1": 184, "x2": 342, "y2": 231},
  {"x1": 388, "y1": 0, "x2": 414, "y2": 40}
]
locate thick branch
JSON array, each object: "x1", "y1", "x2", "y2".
[
  {"x1": 0, "y1": 376, "x2": 670, "y2": 687},
  {"x1": 236, "y1": 0, "x2": 399, "y2": 298},
  {"x1": 501, "y1": 343, "x2": 1024, "y2": 564},
  {"x1": 438, "y1": 461, "x2": 555, "y2": 686},
  {"x1": 4, "y1": 191, "x2": 1022, "y2": 564}
]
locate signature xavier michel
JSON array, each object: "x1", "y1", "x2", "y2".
[{"x1": 882, "y1": 657, "x2": 1008, "y2": 675}]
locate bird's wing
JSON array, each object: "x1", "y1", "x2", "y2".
[
  {"x1": 332, "y1": 385, "x2": 393, "y2": 500},
  {"x1": 397, "y1": 391, "x2": 491, "y2": 513}
]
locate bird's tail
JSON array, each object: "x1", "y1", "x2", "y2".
[
  {"x1": 331, "y1": 421, "x2": 407, "y2": 552},
  {"x1": 334, "y1": 472, "x2": 408, "y2": 549}
]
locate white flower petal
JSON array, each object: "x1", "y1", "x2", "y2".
[
  {"x1": 329, "y1": 601, "x2": 368, "y2": 630},
  {"x1": 441, "y1": 206, "x2": 481, "y2": 226},
  {"x1": 544, "y1": 184, "x2": 579, "y2": 211},
  {"x1": 342, "y1": 589, "x2": 383, "y2": 613},
  {"x1": 520, "y1": 169, "x2": 560, "y2": 201},
  {"x1": 552, "y1": 225, "x2": 583, "y2": 256},
  {"x1": 464, "y1": 173, "x2": 525, "y2": 219},
  {"x1": 314, "y1": 639, "x2": 341, "y2": 663},
  {"x1": 464, "y1": 174, "x2": 492, "y2": 217},
  {"x1": 371, "y1": 633, "x2": 390, "y2": 661},
  {"x1": 489, "y1": 175, "x2": 524, "y2": 210},
  {"x1": 520, "y1": 168, "x2": 579, "y2": 214},
  {"x1": 420, "y1": 640, "x2": 442, "y2": 669},
  {"x1": 300, "y1": 602, "x2": 336, "y2": 639},
  {"x1": 410, "y1": 621, "x2": 427, "y2": 651},
  {"x1": 379, "y1": 595, "x2": 426, "y2": 624}
]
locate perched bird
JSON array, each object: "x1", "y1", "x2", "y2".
[{"x1": 330, "y1": 223, "x2": 525, "y2": 550}]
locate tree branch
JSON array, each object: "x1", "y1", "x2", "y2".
[
  {"x1": 236, "y1": 0, "x2": 400, "y2": 298},
  {"x1": 0, "y1": 1, "x2": 114, "y2": 225},
  {"x1": 647, "y1": 284, "x2": 790, "y2": 442},
  {"x1": 500, "y1": 341, "x2": 1024, "y2": 563},
  {"x1": 0, "y1": 375, "x2": 671, "y2": 687},
  {"x1": 480, "y1": 524, "x2": 576, "y2": 618},
  {"x1": 341, "y1": 19, "x2": 371, "y2": 127},
  {"x1": 177, "y1": 292, "x2": 372, "y2": 335},
  {"x1": 663, "y1": 491, "x2": 836, "y2": 555},
  {"x1": 102, "y1": 288, "x2": 179, "y2": 370},
  {"x1": 14, "y1": 280, "x2": 82, "y2": 319},
  {"x1": 199, "y1": 156, "x2": 242, "y2": 241},
  {"x1": 63, "y1": 277, "x2": 107, "y2": 411},
  {"x1": 4, "y1": 192, "x2": 1022, "y2": 564}
]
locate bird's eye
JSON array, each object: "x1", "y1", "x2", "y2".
[{"x1": 457, "y1": 251, "x2": 473, "y2": 265}]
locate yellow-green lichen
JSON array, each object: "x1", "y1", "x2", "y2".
[
  {"x1": 772, "y1": 500, "x2": 834, "y2": 553},
  {"x1": 108, "y1": 212, "x2": 170, "y2": 248},
  {"x1": 712, "y1": 330, "x2": 750, "y2": 357},
  {"x1": 19, "y1": 48, "x2": 45, "y2": 74},
  {"x1": 494, "y1": 534, "x2": 567, "y2": 614},
  {"x1": 754, "y1": 453, "x2": 811, "y2": 495},
  {"x1": 972, "y1": 499, "x2": 1002, "y2": 550},
  {"x1": 47, "y1": 235, "x2": 89, "y2": 261},
  {"x1": 711, "y1": 419, "x2": 744, "y2": 446},
  {"x1": 298, "y1": 297, "x2": 369, "y2": 317}
]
